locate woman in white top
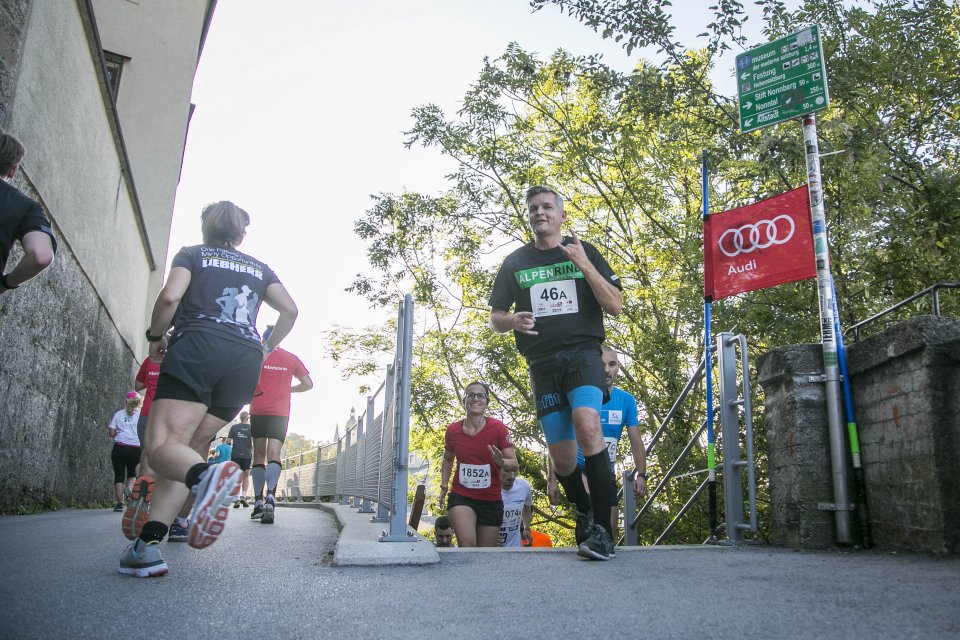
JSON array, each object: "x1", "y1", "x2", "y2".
[{"x1": 108, "y1": 392, "x2": 142, "y2": 511}]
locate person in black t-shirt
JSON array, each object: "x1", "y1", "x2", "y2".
[
  {"x1": 229, "y1": 410, "x2": 254, "y2": 507},
  {"x1": 118, "y1": 201, "x2": 299, "y2": 578},
  {"x1": 0, "y1": 132, "x2": 56, "y2": 295},
  {"x1": 489, "y1": 185, "x2": 623, "y2": 561}
]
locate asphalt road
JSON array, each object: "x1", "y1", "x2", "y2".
[{"x1": 1, "y1": 507, "x2": 958, "y2": 639}]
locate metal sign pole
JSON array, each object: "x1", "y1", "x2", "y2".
[{"x1": 802, "y1": 114, "x2": 853, "y2": 545}]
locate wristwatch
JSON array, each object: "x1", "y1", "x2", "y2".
[{"x1": 145, "y1": 329, "x2": 164, "y2": 343}]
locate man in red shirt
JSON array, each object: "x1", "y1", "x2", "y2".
[{"x1": 249, "y1": 326, "x2": 312, "y2": 524}]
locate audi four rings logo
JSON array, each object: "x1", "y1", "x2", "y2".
[{"x1": 718, "y1": 215, "x2": 796, "y2": 257}]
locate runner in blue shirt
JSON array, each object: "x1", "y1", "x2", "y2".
[{"x1": 549, "y1": 346, "x2": 648, "y2": 541}]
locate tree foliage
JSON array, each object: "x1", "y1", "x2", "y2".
[{"x1": 333, "y1": 0, "x2": 960, "y2": 545}]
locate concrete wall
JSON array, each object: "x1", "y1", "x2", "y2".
[
  {"x1": 758, "y1": 316, "x2": 960, "y2": 554},
  {"x1": 93, "y1": 0, "x2": 212, "y2": 325},
  {"x1": 0, "y1": 0, "x2": 212, "y2": 511},
  {"x1": 9, "y1": 0, "x2": 152, "y2": 354}
]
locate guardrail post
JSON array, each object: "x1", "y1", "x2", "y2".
[
  {"x1": 381, "y1": 294, "x2": 415, "y2": 541},
  {"x1": 623, "y1": 469, "x2": 638, "y2": 546},
  {"x1": 358, "y1": 395, "x2": 376, "y2": 513}
]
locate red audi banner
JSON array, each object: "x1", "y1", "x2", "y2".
[{"x1": 704, "y1": 186, "x2": 816, "y2": 301}]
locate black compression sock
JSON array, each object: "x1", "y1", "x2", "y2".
[
  {"x1": 556, "y1": 467, "x2": 592, "y2": 515},
  {"x1": 584, "y1": 450, "x2": 614, "y2": 534},
  {"x1": 185, "y1": 462, "x2": 209, "y2": 489},
  {"x1": 139, "y1": 520, "x2": 168, "y2": 544}
]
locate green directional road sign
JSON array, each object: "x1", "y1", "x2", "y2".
[{"x1": 736, "y1": 25, "x2": 829, "y2": 133}]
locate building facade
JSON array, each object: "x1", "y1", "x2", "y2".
[{"x1": 0, "y1": 0, "x2": 216, "y2": 510}]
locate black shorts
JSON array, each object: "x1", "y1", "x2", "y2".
[
  {"x1": 153, "y1": 331, "x2": 261, "y2": 422},
  {"x1": 231, "y1": 457, "x2": 252, "y2": 471},
  {"x1": 250, "y1": 414, "x2": 289, "y2": 442},
  {"x1": 528, "y1": 343, "x2": 607, "y2": 418},
  {"x1": 111, "y1": 443, "x2": 141, "y2": 483},
  {"x1": 447, "y1": 492, "x2": 504, "y2": 527}
]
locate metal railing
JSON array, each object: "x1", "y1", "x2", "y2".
[
  {"x1": 845, "y1": 282, "x2": 959, "y2": 341},
  {"x1": 622, "y1": 332, "x2": 757, "y2": 546},
  {"x1": 274, "y1": 294, "x2": 416, "y2": 542}
]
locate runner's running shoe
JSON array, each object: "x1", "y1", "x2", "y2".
[
  {"x1": 113, "y1": 502, "x2": 124, "y2": 512},
  {"x1": 122, "y1": 476, "x2": 154, "y2": 541},
  {"x1": 250, "y1": 501, "x2": 264, "y2": 520},
  {"x1": 233, "y1": 499, "x2": 242, "y2": 509},
  {"x1": 577, "y1": 524, "x2": 614, "y2": 561},
  {"x1": 168, "y1": 518, "x2": 189, "y2": 542},
  {"x1": 260, "y1": 494, "x2": 275, "y2": 524},
  {"x1": 188, "y1": 462, "x2": 242, "y2": 549},
  {"x1": 240, "y1": 497, "x2": 250, "y2": 508},
  {"x1": 118, "y1": 539, "x2": 168, "y2": 578}
]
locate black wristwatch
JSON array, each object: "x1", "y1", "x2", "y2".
[{"x1": 145, "y1": 329, "x2": 164, "y2": 343}]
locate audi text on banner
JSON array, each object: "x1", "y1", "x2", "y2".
[{"x1": 704, "y1": 186, "x2": 816, "y2": 300}]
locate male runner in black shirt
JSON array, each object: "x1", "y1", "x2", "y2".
[
  {"x1": 489, "y1": 185, "x2": 623, "y2": 560},
  {"x1": 0, "y1": 132, "x2": 55, "y2": 295}
]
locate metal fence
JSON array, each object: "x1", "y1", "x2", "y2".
[{"x1": 275, "y1": 294, "x2": 415, "y2": 541}]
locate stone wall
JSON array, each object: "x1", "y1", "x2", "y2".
[
  {"x1": 758, "y1": 316, "x2": 960, "y2": 554},
  {"x1": 0, "y1": 0, "x2": 32, "y2": 129},
  {"x1": 0, "y1": 177, "x2": 136, "y2": 511},
  {"x1": 1, "y1": 2, "x2": 138, "y2": 510},
  {"x1": 754, "y1": 344, "x2": 836, "y2": 548},
  {"x1": 845, "y1": 316, "x2": 960, "y2": 555}
]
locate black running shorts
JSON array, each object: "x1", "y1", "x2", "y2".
[
  {"x1": 447, "y1": 492, "x2": 504, "y2": 527},
  {"x1": 528, "y1": 343, "x2": 607, "y2": 418},
  {"x1": 250, "y1": 414, "x2": 290, "y2": 442},
  {"x1": 153, "y1": 331, "x2": 261, "y2": 422},
  {"x1": 111, "y1": 443, "x2": 141, "y2": 483}
]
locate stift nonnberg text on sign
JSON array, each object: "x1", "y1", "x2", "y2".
[{"x1": 736, "y1": 25, "x2": 830, "y2": 133}]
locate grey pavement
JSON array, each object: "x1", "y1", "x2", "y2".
[{"x1": 1, "y1": 504, "x2": 958, "y2": 639}]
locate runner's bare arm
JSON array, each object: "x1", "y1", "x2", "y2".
[
  {"x1": 557, "y1": 231, "x2": 622, "y2": 315},
  {"x1": 262, "y1": 283, "x2": 298, "y2": 350},
  {"x1": 490, "y1": 308, "x2": 538, "y2": 335},
  {"x1": 291, "y1": 373, "x2": 313, "y2": 393}
]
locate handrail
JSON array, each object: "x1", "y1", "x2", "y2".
[
  {"x1": 845, "y1": 282, "x2": 959, "y2": 342},
  {"x1": 647, "y1": 356, "x2": 706, "y2": 451},
  {"x1": 631, "y1": 414, "x2": 712, "y2": 528}
]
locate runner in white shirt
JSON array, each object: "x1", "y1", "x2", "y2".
[{"x1": 499, "y1": 469, "x2": 533, "y2": 547}]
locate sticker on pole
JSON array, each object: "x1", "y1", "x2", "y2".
[{"x1": 736, "y1": 25, "x2": 830, "y2": 133}]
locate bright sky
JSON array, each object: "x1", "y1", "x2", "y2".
[{"x1": 168, "y1": 0, "x2": 769, "y2": 444}]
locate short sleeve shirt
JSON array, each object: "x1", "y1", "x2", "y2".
[
  {"x1": 228, "y1": 422, "x2": 253, "y2": 459},
  {"x1": 0, "y1": 180, "x2": 57, "y2": 273},
  {"x1": 445, "y1": 418, "x2": 513, "y2": 503},
  {"x1": 489, "y1": 238, "x2": 621, "y2": 361},
  {"x1": 135, "y1": 359, "x2": 161, "y2": 416},
  {"x1": 214, "y1": 443, "x2": 233, "y2": 462},
  {"x1": 577, "y1": 387, "x2": 640, "y2": 470},
  {"x1": 499, "y1": 477, "x2": 533, "y2": 547},
  {"x1": 170, "y1": 245, "x2": 280, "y2": 347},
  {"x1": 250, "y1": 348, "x2": 309, "y2": 416},
  {"x1": 108, "y1": 409, "x2": 140, "y2": 446}
]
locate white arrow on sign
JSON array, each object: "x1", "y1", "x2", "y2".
[
  {"x1": 740, "y1": 71, "x2": 750, "y2": 80},
  {"x1": 743, "y1": 101, "x2": 753, "y2": 109},
  {"x1": 745, "y1": 117, "x2": 754, "y2": 127}
]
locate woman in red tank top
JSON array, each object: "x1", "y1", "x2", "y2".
[{"x1": 439, "y1": 381, "x2": 519, "y2": 547}]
